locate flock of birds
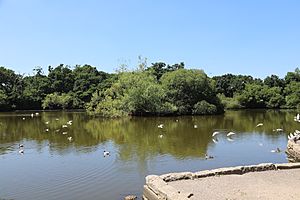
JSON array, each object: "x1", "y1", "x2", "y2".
[
  {"x1": 156, "y1": 113, "x2": 300, "y2": 159},
  {"x1": 18, "y1": 113, "x2": 75, "y2": 155},
  {"x1": 17, "y1": 112, "x2": 300, "y2": 158},
  {"x1": 18, "y1": 113, "x2": 113, "y2": 157}
]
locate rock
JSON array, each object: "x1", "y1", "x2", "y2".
[{"x1": 124, "y1": 195, "x2": 137, "y2": 200}]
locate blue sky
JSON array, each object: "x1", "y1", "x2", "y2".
[{"x1": 0, "y1": 0, "x2": 299, "y2": 78}]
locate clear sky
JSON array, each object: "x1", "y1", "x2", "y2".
[{"x1": 0, "y1": 0, "x2": 299, "y2": 78}]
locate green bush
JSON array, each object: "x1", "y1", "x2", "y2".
[
  {"x1": 192, "y1": 100, "x2": 217, "y2": 115},
  {"x1": 42, "y1": 93, "x2": 72, "y2": 109}
]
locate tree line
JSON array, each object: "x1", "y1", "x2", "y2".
[{"x1": 1, "y1": 62, "x2": 300, "y2": 116}]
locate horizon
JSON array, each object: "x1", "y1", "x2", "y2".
[
  {"x1": 1, "y1": 0, "x2": 300, "y2": 79},
  {"x1": 1, "y1": 61, "x2": 297, "y2": 80}
]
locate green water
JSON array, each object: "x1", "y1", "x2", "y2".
[{"x1": 0, "y1": 110, "x2": 298, "y2": 199}]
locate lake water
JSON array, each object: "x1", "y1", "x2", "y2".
[{"x1": 0, "y1": 110, "x2": 298, "y2": 200}]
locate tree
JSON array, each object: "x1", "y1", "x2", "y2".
[
  {"x1": 161, "y1": 69, "x2": 223, "y2": 114},
  {"x1": 284, "y1": 81, "x2": 300, "y2": 108},
  {"x1": 72, "y1": 64, "x2": 109, "y2": 108},
  {"x1": 48, "y1": 64, "x2": 74, "y2": 93},
  {"x1": 21, "y1": 67, "x2": 51, "y2": 109},
  {"x1": 285, "y1": 68, "x2": 300, "y2": 84},
  {"x1": 42, "y1": 93, "x2": 72, "y2": 109},
  {"x1": 264, "y1": 75, "x2": 285, "y2": 89}
]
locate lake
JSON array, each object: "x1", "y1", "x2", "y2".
[{"x1": 0, "y1": 110, "x2": 298, "y2": 200}]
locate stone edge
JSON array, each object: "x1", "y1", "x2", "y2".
[{"x1": 143, "y1": 162, "x2": 300, "y2": 200}]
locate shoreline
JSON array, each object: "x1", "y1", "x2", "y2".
[{"x1": 143, "y1": 162, "x2": 300, "y2": 200}]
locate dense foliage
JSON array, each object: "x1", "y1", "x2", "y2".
[
  {"x1": 87, "y1": 66, "x2": 223, "y2": 117},
  {"x1": 213, "y1": 68, "x2": 300, "y2": 109},
  {"x1": 1, "y1": 62, "x2": 300, "y2": 115}
]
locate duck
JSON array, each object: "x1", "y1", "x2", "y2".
[
  {"x1": 157, "y1": 124, "x2": 164, "y2": 129},
  {"x1": 19, "y1": 144, "x2": 24, "y2": 148},
  {"x1": 194, "y1": 125, "x2": 198, "y2": 128},
  {"x1": 103, "y1": 150, "x2": 110, "y2": 157},
  {"x1": 158, "y1": 134, "x2": 163, "y2": 138},
  {"x1": 205, "y1": 154, "x2": 214, "y2": 159},
  {"x1": 271, "y1": 148, "x2": 281, "y2": 153},
  {"x1": 67, "y1": 137, "x2": 72, "y2": 141},
  {"x1": 18, "y1": 149, "x2": 24, "y2": 154}
]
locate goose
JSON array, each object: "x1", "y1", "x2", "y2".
[
  {"x1": 157, "y1": 124, "x2": 164, "y2": 129},
  {"x1": 103, "y1": 150, "x2": 110, "y2": 157},
  {"x1": 212, "y1": 131, "x2": 220, "y2": 137},
  {"x1": 227, "y1": 132, "x2": 236, "y2": 137},
  {"x1": 256, "y1": 123, "x2": 263, "y2": 127}
]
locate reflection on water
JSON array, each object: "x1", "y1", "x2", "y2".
[{"x1": 0, "y1": 110, "x2": 298, "y2": 199}]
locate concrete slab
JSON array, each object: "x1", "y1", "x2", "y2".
[{"x1": 143, "y1": 163, "x2": 300, "y2": 200}]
